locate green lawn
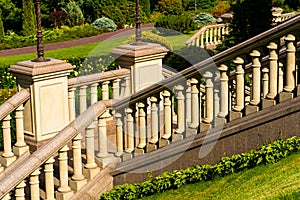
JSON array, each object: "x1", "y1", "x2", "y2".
[
  {"x1": 0, "y1": 32, "x2": 192, "y2": 66},
  {"x1": 141, "y1": 152, "x2": 300, "y2": 200}
]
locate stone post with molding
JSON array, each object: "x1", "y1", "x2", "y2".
[
  {"x1": 111, "y1": 43, "x2": 169, "y2": 93},
  {"x1": 9, "y1": 59, "x2": 73, "y2": 150}
]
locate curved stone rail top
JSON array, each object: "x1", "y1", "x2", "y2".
[{"x1": 185, "y1": 23, "x2": 228, "y2": 48}]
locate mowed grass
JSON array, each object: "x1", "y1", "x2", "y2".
[
  {"x1": 141, "y1": 152, "x2": 300, "y2": 200},
  {"x1": 0, "y1": 32, "x2": 191, "y2": 66}
]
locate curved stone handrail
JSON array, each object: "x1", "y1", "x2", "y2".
[
  {"x1": 0, "y1": 89, "x2": 30, "y2": 121},
  {"x1": 185, "y1": 23, "x2": 228, "y2": 48},
  {"x1": 68, "y1": 68, "x2": 130, "y2": 88},
  {"x1": 0, "y1": 99, "x2": 114, "y2": 198}
]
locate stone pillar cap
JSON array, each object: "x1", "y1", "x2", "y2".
[
  {"x1": 111, "y1": 43, "x2": 169, "y2": 59},
  {"x1": 9, "y1": 58, "x2": 74, "y2": 77}
]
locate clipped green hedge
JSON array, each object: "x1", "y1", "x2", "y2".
[
  {"x1": 100, "y1": 136, "x2": 300, "y2": 200},
  {"x1": 155, "y1": 14, "x2": 197, "y2": 34}
]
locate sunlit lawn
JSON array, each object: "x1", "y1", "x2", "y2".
[{"x1": 0, "y1": 32, "x2": 192, "y2": 66}]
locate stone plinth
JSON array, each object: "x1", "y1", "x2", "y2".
[
  {"x1": 111, "y1": 43, "x2": 168, "y2": 93},
  {"x1": 9, "y1": 58, "x2": 73, "y2": 149}
]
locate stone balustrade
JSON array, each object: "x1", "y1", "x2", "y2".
[
  {"x1": 0, "y1": 14, "x2": 300, "y2": 200},
  {"x1": 0, "y1": 89, "x2": 30, "y2": 171},
  {"x1": 185, "y1": 24, "x2": 229, "y2": 48},
  {"x1": 68, "y1": 68, "x2": 130, "y2": 117},
  {"x1": 274, "y1": 12, "x2": 296, "y2": 23}
]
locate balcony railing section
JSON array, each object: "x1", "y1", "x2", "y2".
[
  {"x1": 185, "y1": 23, "x2": 229, "y2": 48},
  {"x1": 0, "y1": 89, "x2": 30, "y2": 171}
]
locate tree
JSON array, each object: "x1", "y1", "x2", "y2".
[
  {"x1": 140, "y1": 0, "x2": 151, "y2": 18},
  {"x1": 22, "y1": 0, "x2": 36, "y2": 36},
  {"x1": 0, "y1": 10, "x2": 4, "y2": 41},
  {"x1": 230, "y1": 0, "x2": 273, "y2": 43},
  {"x1": 62, "y1": 0, "x2": 84, "y2": 27}
]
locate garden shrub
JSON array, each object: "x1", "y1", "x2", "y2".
[
  {"x1": 21, "y1": 0, "x2": 36, "y2": 36},
  {"x1": 157, "y1": 0, "x2": 184, "y2": 15},
  {"x1": 0, "y1": 10, "x2": 4, "y2": 41},
  {"x1": 212, "y1": 0, "x2": 231, "y2": 18},
  {"x1": 49, "y1": 11, "x2": 68, "y2": 28},
  {"x1": 193, "y1": 13, "x2": 216, "y2": 25},
  {"x1": 92, "y1": 17, "x2": 117, "y2": 32},
  {"x1": 124, "y1": 31, "x2": 173, "y2": 51},
  {"x1": 155, "y1": 14, "x2": 197, "y2": 34},
  {"x1": 100, "y1": 136, "x2": 300, "y2": 200},
  {"x1": 62, "y1": 0, "x2": 85, "y2": 27}
]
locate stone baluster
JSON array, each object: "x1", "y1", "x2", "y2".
[
  {"x1": 246, "y1": 50, "x2": 261, "y2": 115},
  {"x1": 114, "y1": 112, "x2": 123, "y2": 159},
  {"x1": 70, "y1": 131, "x2": 87, "y2": 190},
  {"x1": 263, "y1": 42, "x2": 278, "y2": 108},
  {"x1": 113, "y1": 79, "x2": 121, "y2": 99},
  {"x1": 30, "y1": 169, "x2": 41, "y2": 200},
  {"x1": 205, "y1": 30, "x2": 209, "y2": 45},
  {"x1": 201, "y1": 71, "x2": 214, "y2": 131},
  {"x1": 56, "y1": 146, "x2": 73, "y2": 200},
  {"x1": 262, "y1": 67, "x2": 269, "y2": 98},
  {"x1": 135, "y1": 102, "x2": 147, "y2": 154},
  {"x1": 83, "y1": 123, "x2": 100, "y2": 179},
  {"x1": 214, "y1": 86, "x2": 220, "y2": 118},
  {"x1": 79, "y1": 85, "x2": 87, "y2": 113},
  {"x1": 15, "y1": 180, "x2": 26, "y2": 200},
  {"x1": 196, "y1": 36, "x2": 200, "y2": 47},
  {"x1": 123, "y1": 108, "x2": 134, "y2": 160},
  {"x1": 96, "y1": 114, "x2": 111, "y2": 167},
  {"x1": 185, "y1": 81, "x2": 192, "y2": 124},
  {"x1": 101, "y1": 81, "x2": 110, "y2": 100},
  {"x1": 218, "y1": 65, "x2": 229, "y2": 119},
  {"x1": 218, "y1": 27, "x2": 222, "y2": 43},
  {"x1": 188, "y1": 78, "x2": 199, "y2": 136},
  {"x1": 229, "y1": 57, "x2": 245, "y2": 121},
  {"x1": 174, "y1": 85, "x2": 185, "y2": 141},
  {"x1": 0, "y1": 114, "x2": 16, "y2": 167},
  {"x1": 44, "y1": 157, "x2": 55, "y2": 200},
  {"x1": 199, "y1": 88, "x2": 204, "y2": 124},
  {"x1": 214, "y1": 27, "x2": 217, "y2": 43},
  {"x1": 278, "y1": 62, "x2": 284, "y2": 93},
  {"x1": 284, "y1": 34, "x2": 296, "y2": 92},
  {"x1": 199, "y1": 33, "x2": 204, "y2": 48},
  {"x1": 13, "y1": 104, "x2": 29, "y2": 156},
  {"x1": 68, "y1": 87, "x2": 76, "y2": 119},
  {"x1": 160, "y1": 90, "x2": 172, "y2": 147},
  {"x1": 147, "y1": 96, "x2": 159, "y2": 152},
  {"x1": 209, "y1": 28, "x2": 213, "y2": 44},
  {"x1": 281, "y1": 34, "x2": 296, "y2": 101},
  {"x1": 90, "y1": 83, "x2": 98, "y2": 105},
  {"x1": 233, "y1": 57, "x2": 245, "y2": 112}
]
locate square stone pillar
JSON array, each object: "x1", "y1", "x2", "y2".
[
  {"x1": 111, "y1": 43, "x2": 168, "y2": 93},
  {"x1": 9, "y1": 58, "x2": 73, "y2": 149}
]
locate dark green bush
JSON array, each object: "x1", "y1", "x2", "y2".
[
  {"x1": 155, "y1": 14, "x2": 197, "y2": 34},
  {"x1": 100, "y1": 136, "x2": 300, "y2": 200}
]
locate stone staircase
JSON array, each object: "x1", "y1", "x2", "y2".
[{"x1": 0, "y1": 14, "x2": 300, "y2": 200}]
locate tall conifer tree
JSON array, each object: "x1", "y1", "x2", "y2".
[
  {"x1": 22, "y1": 0, "x2": 36, "y2": 36},
  {"x1": 0, "y1": 10, "x2": 4, "y2": 41}
]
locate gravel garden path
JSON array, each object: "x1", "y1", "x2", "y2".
[{"x1": 0, "y1": 23, "x2": 154, "y2": 57}]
